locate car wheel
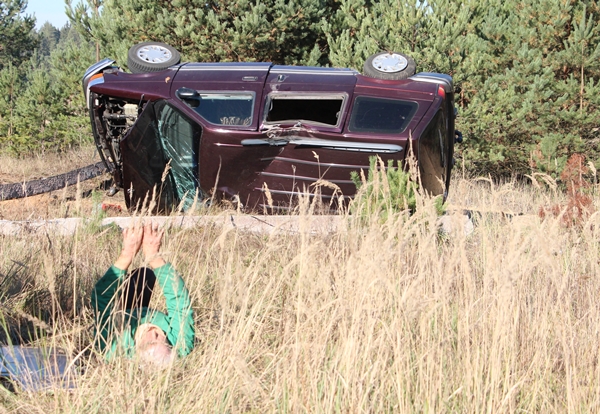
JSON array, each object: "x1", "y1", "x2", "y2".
[
  {"x1": 363, "y1": 51, "x2": 416, "y2": 80},
  {"x1": 127, "y1": 41, "x2": 181, "y2": 73}
]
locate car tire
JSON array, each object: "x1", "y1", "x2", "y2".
[
  {"x1": 363, "y1": 51, "x2": 416, "y2": 80},
  {"x1": 127, "y1": 41, "x2": 181, "y2": 73}
]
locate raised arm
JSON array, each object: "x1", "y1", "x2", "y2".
[
  {"x1": 92, "y1": 225, "x2": 143, "y2": 349},
  {"x1": 114, "y1": 226, "x2": 144, "y2": 271},
  {"x1": 143, "y1": 223, "x2": 195, "y2": 356}
]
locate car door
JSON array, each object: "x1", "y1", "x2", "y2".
[{"x1": 120, "y1": 100, "x2": 202, "y2": 212}]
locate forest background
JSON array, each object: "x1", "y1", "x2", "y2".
[
  {"x1": 0, "y1": 0, "x2": 599, "y2": 180},
  {"x1": 1, "y1": 2, "x2": 600, "y2": 410}
]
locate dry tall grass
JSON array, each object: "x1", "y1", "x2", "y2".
[
  {"x1": 0, "y1": 176, "x2": 599, "y2": 413},
  {"x1": 0, "y1": 146, "x2": 99, "y2": 183}
]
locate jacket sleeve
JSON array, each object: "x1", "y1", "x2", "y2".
[
  {"x1": 154, "y1": 263, "x2": 195, "y2": 356},
  {"x1": 91, "y1": 266, "x2": 127, "y2": 350}
]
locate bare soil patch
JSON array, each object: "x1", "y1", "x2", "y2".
[{"x1": 0, "y1": 146, "x2": 128, "y2": 221}]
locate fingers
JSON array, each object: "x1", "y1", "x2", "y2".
[
  {"x1": 122, "y1": 224, "x2": 142, "y2": 241},
  {"x1": 142, "y1": 222, "x2": 166, "y2": 269},
  {"x1": 117, "y1": 223, "x2": 144, "y2": 269},
  {"x1": 124, "y1": 222, "x2": 160, "y2": 237},
  {"x1": 123, "y1": 221, "x2": 164, "y2": 249},
  {"x1": 143, "y1": 222, "x2": 164, "y2": 239},
  {"x1": 142, "y1": 222, "x2": 163, "y2": 250}
]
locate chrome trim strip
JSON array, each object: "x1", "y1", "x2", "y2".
[
  {"x1": 266, "y1": 92, "x2": 348, "y2": 100},
  {"x1": 241, "y1": 137, "x2": 403, "y2": 153},
  {"x1": 270, "y1": 68, "x2": 358, "y2": 76},
  {"x1": 242, "y1": 139, "x2": 287, "y2": 146},
  {"x1": 178, "y1": 65, "x2": 271, "y2": 72},
  {"x1": 179, "y1": 68, "x2": 269, "y2": 72},
  {"x1": 291, "y1": 138, "x2": 402, "y2": 153}
]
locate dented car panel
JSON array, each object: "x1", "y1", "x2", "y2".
[{"x1": 84, "y1": 49, "x2": 458, "y2": 212}]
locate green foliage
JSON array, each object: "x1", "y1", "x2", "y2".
[
  {"x1": 67, "y1": 0, "x2": 334, "y2": 66},
  {"x1": 458, "y1": 0, "x2": 600, "y2": 178},
  {"x1": 37, "y1": 22, "x2": 60, "y2": 57},
  {"x1": 350, "y1": 156, "x2": 446, "y2": 221},
  {"x1": 350, "y1": 156, "x2": 418, "y2": 219},
  {"x1": 0, "y1": 0, "x2": 38, "y2": 69},
  {"x1": 324, "y1": 0, "x2": 474, "y2": 78},
  {"x1": 0, "y1": 31, "x2": 95, "y2": 155},
  {"x1": 323, "y1": 0, "x2": 600, "y2": 180},
  {"x1": 80, "y1": 190, "x2": 110, "y2": 234},
  {"x1": 0, "y1": 63, "x2": 21, "y2": 138}
]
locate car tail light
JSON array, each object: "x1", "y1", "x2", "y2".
[{"x1": 437, "y1": 85, "x2": 446, "y2": 98}]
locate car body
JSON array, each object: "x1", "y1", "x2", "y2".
[{"x1": 83, "y1": 45, "x2": 458, "y2": 212}]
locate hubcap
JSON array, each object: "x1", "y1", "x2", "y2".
[
  {"x1": 371, "y1": 53, "x2": 408, "y2": 73},
  {"x1": 137, "y1": 45, "x2": 172, "y2": 64}
]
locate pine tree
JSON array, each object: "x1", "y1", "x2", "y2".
[
  {"x1": 38, "y1": 22, "x2": 60, "y2": 57},
  {"x1": 59, "y1": 23, "x2": 85, "y2": 46},
  {"x1": 0, "y1": 37, "x2": 95, "y2": 154},
  {"x1": 0, "y1": 0, "x2": 38, "y2": 69},
  {"x1": 0, "y1": 64, "x2": 22, "y2": 139},
  {"x1": 459, "y1": 0, "x2": 600, "y2": 176},
  {"x1": 323, "y1": 0, "x2": 475, "y2": 74},
  {"x1": 67, "y1": 0, "x2": 334, "y2": 66},
  {"x1": 66, "y1": 0, "x2": 102, "y2": 60}
]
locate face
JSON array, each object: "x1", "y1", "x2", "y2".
[{"x1": 136, "y1": 325, "x2": 173, "y2": 366}]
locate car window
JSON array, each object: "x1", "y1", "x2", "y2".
[
  {"x1": 191, "y1": 92, "x2": 254, "y2": 126},
  {"x1": 264, "y1": 94, "x2": 346, "y2": 127},
  {"x1": 348, "y1": 96, "x2": 418, "y2": 134},
  {"x1": 156, "y1": 102, "x2": 202, "y2": 209}
]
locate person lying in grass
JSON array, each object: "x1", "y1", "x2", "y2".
[{"x1": 92, "y1": 223, "x2": 194, "y2": 366}]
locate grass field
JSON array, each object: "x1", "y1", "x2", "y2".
[{"x1": 0, "y1": 153, "x2": 599, "y2": 412}]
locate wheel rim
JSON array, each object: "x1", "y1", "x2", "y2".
[
  {"x1": 136, "y1": 45, "x2": 173, "y2": 64},
  {"x1": 371, "y1": 53, "x2": 408, "y2": 73}
]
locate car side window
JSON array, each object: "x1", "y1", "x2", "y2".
[
  {"x1": 186, "y1": 92, "x2": 254, "y2": 126},
  {"x1": 348, "y1": 96, "x2": 418, "y2": 134},
  {"x1": 265, "y1": 95, "x2": 345, "y2": 127}
]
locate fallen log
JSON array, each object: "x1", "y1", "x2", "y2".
[{"x1": 0, "y1": 162, "x2": 108, "y2": 201}]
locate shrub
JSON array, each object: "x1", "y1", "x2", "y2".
[{"x1": 350, "y1": 156, "x2": 425, "y2": 220}]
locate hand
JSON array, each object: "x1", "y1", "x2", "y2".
[
  {"x1": 143, "y1": 222, "x2": 166, "y2": 269},
  {"x1": 114, "y1": 225, "x2": 143, "y2": 270}
]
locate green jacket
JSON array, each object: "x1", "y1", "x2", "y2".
[{"x1": 91, "y1": 263, "x2": 195, "y2": 360}]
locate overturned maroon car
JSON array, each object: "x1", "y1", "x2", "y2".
[{"x1": 83, "y1": 42, "x2": 461, "y2": 212}]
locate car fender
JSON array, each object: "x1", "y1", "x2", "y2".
[{"x1": 82, "y1": 58, "x2": 116, "y2": 109}]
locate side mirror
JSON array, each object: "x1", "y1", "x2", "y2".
[{"x1": 176, "y1": 87, "x2": 200, "y2": 108}]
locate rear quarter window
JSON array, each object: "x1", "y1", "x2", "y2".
[{"x1": 348, "y1": 96, "x2": 418, "y2": 134}]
